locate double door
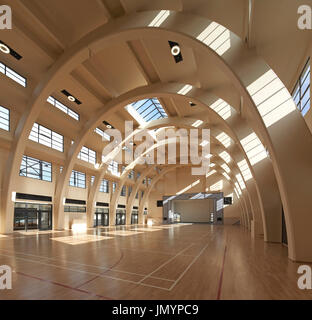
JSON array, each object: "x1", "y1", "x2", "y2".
[
  {"x1": 131, "y1": 211, "x2": 138, "y2": 225},
  {"x1": 116, "y1": 210, "x2": 126, "y2": 225},
  {"x1": 14, "y1": 207, "x2": 52, "y2": 231},
  {"x1": 94, "y1": 210, "x2": 109, "y2": 227}
]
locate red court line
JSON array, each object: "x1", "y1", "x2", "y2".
[
  {"x1": 216, "y1": 245, "x2": 227, "y2": 300},
  {"x1": 15, "y1": 271, "x2": 114, "y2": 300}
]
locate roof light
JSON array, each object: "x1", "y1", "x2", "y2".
[
  {"x1": 171, "y1": 45, "x2": 180, "y2": 56},
  {"x1": 0, "y1": 43, "x2": 10, "y2": 54},
  {"x1": 68, "y1": 95, "x2": 75, "y2": 102}
]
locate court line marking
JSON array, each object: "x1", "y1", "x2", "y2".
[
  {"x1": 138, "y1": 244, "x2": 195, "y2": 284},
  {"x1": 0, "y1": 252, "x2": 172, "y2": 292},
  {"x1": 0, "y1": 248, "x2": 175, "y2": 282},
  {"x1": 168, "y1": 242, "x2": 210, "y2": 291},
  {"x1": 14, "y1": 270, "x2": 114, "y2": 300}
]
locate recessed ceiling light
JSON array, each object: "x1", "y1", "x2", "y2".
[
  {"x1": 168, "y1": 41, "x2": 183, "y2": 63},
  {"x1": 189, "y1": 101, "x2": 196, "y2": 107},
  {"x1": 0, "y1": 43, "x2": 10, "y2": 54},
  {"x1": 68, "y1": 95, "x2": 75, "y2": 102},
  {"x1": 106, "y1": 124, "x2": 112, "y2": 129},
  {"x1": 171, "y1": 45, "x2": 180, "y2": 56}
]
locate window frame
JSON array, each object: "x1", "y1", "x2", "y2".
[
  {"x1": 0, "y1": 105, "x2": 10, "y2": 132},
  {"x1": 19, "y1": 155, "x2": 52, "y2": 182},
  {"x1": 292, "y1": 59, "x2": 311, "y2": 116}
]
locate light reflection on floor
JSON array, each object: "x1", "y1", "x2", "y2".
[{"x1": 50, "y1": 234, "x2": 113, "y2": 245}]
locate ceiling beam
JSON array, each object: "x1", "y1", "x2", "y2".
[{"x1": 17, "y1": 0, "x2": 66, "y2": 49}]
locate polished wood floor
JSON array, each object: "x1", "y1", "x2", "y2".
[{"x1": 0, "y1": 224, "x2": 311, "y2": 300}]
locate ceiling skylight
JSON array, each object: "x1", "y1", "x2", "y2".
[{"x1": 126, "y1": 98, "x2": 168, "y2": 123}]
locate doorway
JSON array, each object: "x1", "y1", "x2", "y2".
[
  {"x1": 94, "y1": 208, "x2": 109, "y2": 227},
  {"x1": 14, "y1": 203, "x2": 52, "y2": 231},
  {"x1": 131, "y1": 210, "x2": 138, "y2": 225},
  {"x1": 116, "y1": 209, "x2": 126, "y2": 225}
]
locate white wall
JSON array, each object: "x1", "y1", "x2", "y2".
[{"x1": 173, "y1": 199, "x2": 215, "y2": 223}]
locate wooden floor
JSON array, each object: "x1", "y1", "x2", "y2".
[{"x1": 0, "y1": 224, "x2": 311, "y2": 300}]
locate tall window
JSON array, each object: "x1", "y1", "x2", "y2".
[
  {"x1": 0, "y1": 61, "x2": 27, "y2": 87},
  {"x1": 147, "y1": 178, "x2": 152, "y2": 185},
  {"x1": 95, "y1": 127, "x2": 110, "y2": 141},
  {"x1": 69, "y1": 170, "x2": 86, "y2": 188},
  {"x1": 108, "y1": 160, "x2": 119, "y2": 175},
  {"x1": 121, "y1": 185, "x2": 126, "y2": 197},
  {"x1": 19, "y1": 155, "x2": 52, "y2": 182},
  {"x1": 293, "y1": 59, "x2": 310, "y2": 116},
  {"x1": 78, "y1": 146, "x2": 96, "y2": 164},
  {"x1": 29, "y1": 123, "x2": 63, "y2": 152},
  {"x1": 128, "y1": 186, "x2": 132, "y2": 196},
  {"x1": 128, "y1": 170, "x2": 135, "y2": 179},
  {"x1": 47, "y1": 96, "x2": 79, "y2": 121},
  {"x1": 99, "y1": 179, "x2": 109, "y2": 193},
  {"x1": 112, "y1": 182, "x2": 117, "y2": 193},
  {"x1": 0, "y1": 105, "x2": 9, "y2": 131}
]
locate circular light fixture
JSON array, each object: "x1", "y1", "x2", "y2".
[
  {"x1": 0, "y1": 43, "x2": 10, "y2": 54},
  {"x1": 171, "y1": 45, "x2": 181, "y2": 56},
  {"x1": 106, "y1": 124, "x2": 112, "y2": 129},
  {"x1": 68, "y1": 95, "x2": 75, "y2": 102}
]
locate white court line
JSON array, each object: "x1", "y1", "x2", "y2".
[
  {"x1": 0, "y1": 252, "x2": 171, "y2": 291},
  {"x1": 138, "y1": 244, "x2": 194, "y2": 284},
  {"x1": 0, "y1": 248, "x2": 174, "y2": 283},
  {"x1": 169, "y1": 243, "x2": 210, "y2": 291}
]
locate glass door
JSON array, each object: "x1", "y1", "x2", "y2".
[
  {"x1": 38, "y1": 210, "x2": 52, "y2": 230},
  {"x1": 131, "y1": 210, "x2": 138, "y2": 225},
  {"x1": 103, "y1": 212, "x2": 109, "y2": 226},
  {"x1": 14, "y1": 208, "x2": 38, "y2": 231}
]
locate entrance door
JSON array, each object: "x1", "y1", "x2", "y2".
[
  {"x1": 131, "y1": 213, "x2": 138, "y2": 225},
  {"x1": 116, "y1": 211, "x2": 126, "y2": 225},
  {"x1": 103, "y1": 213, "x2": 109, "y2": 226},
  {"x1": 14, "y1": 208, "x2": 38, "y2": 231},
  {"x1": 39, "y1": 210, "x2": 52, "y2": 230}
]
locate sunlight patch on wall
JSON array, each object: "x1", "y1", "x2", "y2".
[
  {"x1": 219, "y1": 151, "x2": 231, "y2": 163},
  {"x1": 210, "y1": 180, "x2": 223, "y2": 191},
  {"x1": 234, "y1": 187, "x2": 240, "y2": 198},
  {"x1": 236, "y1": 173, "x2": 246, "y2": 190},
  {"x1": 237, "y1": 159, "x2": 253, "y2": 181},
  {"x1": 222, "y1": 172, "x2": 231, "y2": 181},
  {"x1": 206, "y1": 169, "x2": 216, "y2": 178},
  {"x1": 197, "y1": 22, "x2": 231, "y2": 56},
  {"x1": 240, "y1": 132, "x2": 267, "y2": 166},
  {"x1": 209, "y1": 99, "x2": 232, "y2": 120},
  {"x1": 221, "y1": 163, "x2": 231, "y2": 173},
  {"x1": 247, "y1": 70, "x2": 296, "y2": 127},
  {"x1": 177, "y1": 84, "x2": 193, "y2": 95},
  {"x1": 216, "y1": 132, "x2": 231, "y2": 148},
  {"x1": 149, "y1": 10, "x2": 170, "y2": 27},
  {"x1": 176, "y1": 179, "x2": 200, "y2": 195},
  {"x1": 235, "y1": 182, "x2": 242, "y2": 195}
]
